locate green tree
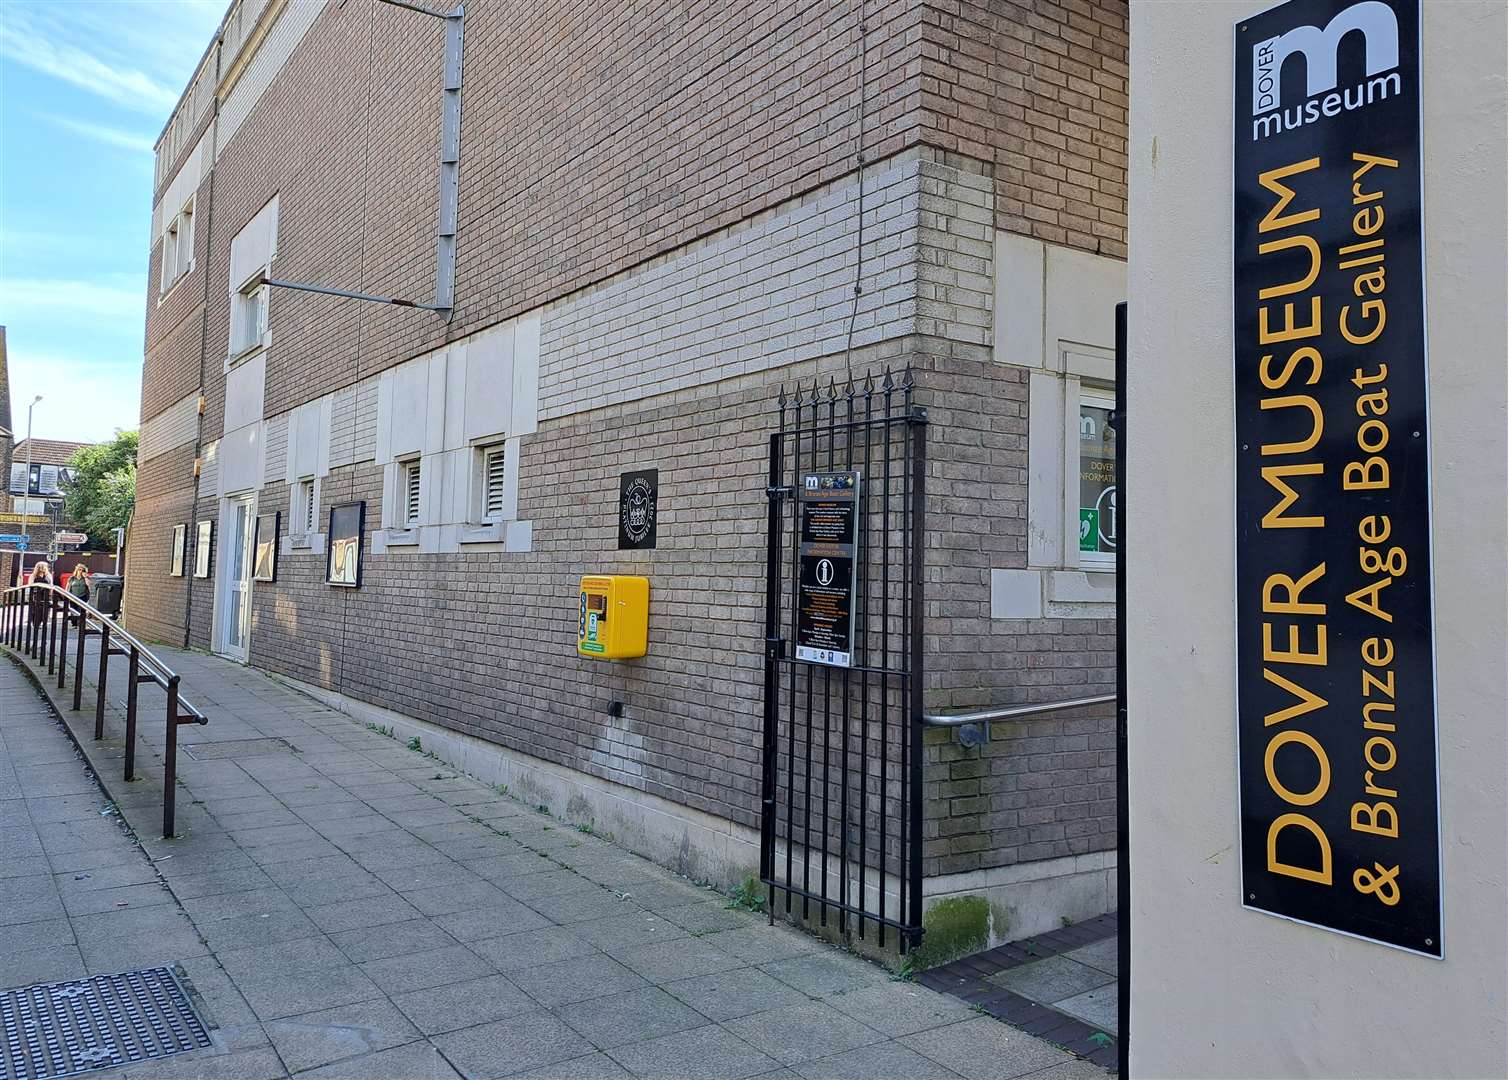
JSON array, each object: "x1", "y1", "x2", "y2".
[{"x1": 62, "y1": 430, "x2": 138, "y2": 550}]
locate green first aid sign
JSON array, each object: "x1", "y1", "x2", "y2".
[{"x1": 1079, "y1": 508, "x2": 1098, "y2": 552}]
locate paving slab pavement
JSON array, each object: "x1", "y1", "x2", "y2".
[{"x1": 1, "y1": 643, "x2": 1110, "y2": 1079}]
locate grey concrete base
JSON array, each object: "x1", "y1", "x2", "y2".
[
  {"x1": 270, "y1": 673, "x2": 765, "y2": 892},
  {"x1": 924, "y1": 852, "x2": 1117, "y2": 948}
]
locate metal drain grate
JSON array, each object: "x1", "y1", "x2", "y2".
[{"x1": 1, "y1": 968, "x2": 212, "y2": 1079}]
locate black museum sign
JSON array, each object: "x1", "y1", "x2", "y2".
[{"x1": 1232, "y1": 0, "x2": 1440, "y2": 957}]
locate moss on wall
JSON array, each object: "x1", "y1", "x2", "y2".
[{"x1": 910, "y1": 895, "x2": 997, "y2": 970}]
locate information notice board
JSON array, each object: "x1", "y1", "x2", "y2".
[
  {"x1": 1233, "y1": 0, "x2": 1440, "y2": 956},
  {"x1": 796, "y1": 471, "x2": 860, "y2": 667}
]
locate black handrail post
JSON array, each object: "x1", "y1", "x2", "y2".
[
  {"x1": 95, "y1": 622, "x2": 111, "y2": 740},
  {"x1": 57, "y1": 596, "x2": 70, "y2": 690},
  {"x1": 48, "y1": 593, "x2": 60, "y2": 674},
  {"x1": 72, "y1": 608, "x2": 87, "y2": 711},
  {"x1": 25, "y1": 586, "x2": 34, "y2": 657},
  {"x1": 125, "y1": 647, "x2": 140, "y2": 782},
  {"x1": 163, "y1": 676, "x2": 180, "y2": 838}
]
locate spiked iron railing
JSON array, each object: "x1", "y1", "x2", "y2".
[
  {"x1": 761, "y1": 366, "x2": 928, "y2": 950},
  {"x1": 2, "y1": 582, "x2": 208, "y2": 837}
]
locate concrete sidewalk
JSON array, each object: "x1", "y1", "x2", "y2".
[{"x1": 1, "y1": 643, "x2": 1107, "y2": 1079}]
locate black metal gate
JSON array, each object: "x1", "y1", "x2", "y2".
[{"x1": 761, "y1": 368, "x2": 926, "y2": 949}]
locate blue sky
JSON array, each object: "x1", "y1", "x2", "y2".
[{"x1": 1, "y1": 0, "x2": 223, "y2": 443}]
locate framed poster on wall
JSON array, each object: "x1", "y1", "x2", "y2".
[
  {"x1": 169, "y1": 523, "x2": 186, "y2": 577},
  {"x1": 326, "y1": 502, "x2": 365, "y2": 588},
  {"x1": 193, "y1": 520, "x2": 213, "y2": 579},
  {"x1": 253, "y1": 511, "x2": 279, "y2": 583}
]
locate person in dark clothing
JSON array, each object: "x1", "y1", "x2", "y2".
[{"x1": 27, "y1": 561, "x2": 53, "y2": 628}]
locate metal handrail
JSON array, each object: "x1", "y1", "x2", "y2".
[
  {"x1": 922, "y1": 693, "x2": 1115, "y2": 727},
  {"x1": 3, "y1": 580, "x2": 208, "y2": 837},
  {"x1": 2, "y1": 583, "x2": 207, "y2": 721}
]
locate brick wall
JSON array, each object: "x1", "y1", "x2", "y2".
[
  {"x1": 918, "y1": 0, "x2": 1128, "y2": 257},
  {"x1": 127, "y1": 0, "x2": 1126, "y2": 890},
  {"x1": 246, "y1": 344, "x2": 901, "y2": 829}
]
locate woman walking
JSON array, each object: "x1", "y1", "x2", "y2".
[
  {"x1": 67, "y1": 564, "x2": 91, "y2": 603},
  {"x1": 27, "y1": 560, "x2": 53, "y2": 632}
]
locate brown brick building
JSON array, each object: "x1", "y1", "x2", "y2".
[{"x1": 130, "y1": 0, "x2": 1127, "y2": 957}]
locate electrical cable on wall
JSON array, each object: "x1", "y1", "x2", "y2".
[{"x1": 838, "y1": 0, "x2": 874, "y2": 384}]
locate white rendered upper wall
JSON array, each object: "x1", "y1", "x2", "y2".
[{"x1": 1127, "y1": 1, "x2": 1506, "y2": 1076}]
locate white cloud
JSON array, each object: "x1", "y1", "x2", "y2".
[
  {"x1": 0, "y1": 7, "x2": 180, "y2": 115},
  {"x1": 40, "y1": 113, "x2": 155, "y2": 155},
  {"x1": 6, "y1": 350, "x2": 142, "y2": 443},
  {"x1": 0, "y1": 277, "x2": 146, "y2": 322}
]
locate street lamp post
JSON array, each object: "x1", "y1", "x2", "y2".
[{"x1": 19, "y1": 395, "x2": 42, "y2": 553}]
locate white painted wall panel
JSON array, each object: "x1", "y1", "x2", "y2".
[
  {"x1": 228, "y1": 195, "x2": 279, "y2": 289},
  {"x1": 464, "y1": 325, "x2": 514, "y2": 442},
  {"x1": 223, "y1": 350, "x2": 265, "y2": 433},
  {"x1": 218, "y1": 422, "x2": 263, "y2": 496}
]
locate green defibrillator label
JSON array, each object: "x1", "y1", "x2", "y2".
[{"x1": 1078, "y1": 508, "x2": 1098, "y2": 552}]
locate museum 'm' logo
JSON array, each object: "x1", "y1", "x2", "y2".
[{"x1": 1250, "y1": 0, "x2": 1402, "y2": 140}]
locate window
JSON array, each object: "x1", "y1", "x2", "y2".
[
  {"x1": 230, "y1": 279, "x2": 268, "y2": 358},
  {"x1": 402, "y1": 458, "x2": 422, "y2": 525},
  {"x1": 162, "y1": 219, "x2": 179, "y2": 291},
  {"x1": 479, "y1": 442, "x2": 507, "y2": 522},
  {"x1": 1077, "y1": 385, "x2": 1117, "y2": 571},
  {"x1": 169, "y1": 524, "x2": 186, "y2": 577},
  {"x1": 176, "y1": 200, "x2": 194, "y2": 277},
  {"x1": 295, "y1": 478, "x2": 317, "y2": 537},
  {"x1": 159, "y1": 197, "x2": 194, "y2": 294},
  {"x1": 226, "y1": 194, "x2": 277, "y2": 366}
]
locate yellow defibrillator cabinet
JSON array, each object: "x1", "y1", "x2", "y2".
[{"x1": 577, "y1": 575, "x2": 649, "y2": 659}]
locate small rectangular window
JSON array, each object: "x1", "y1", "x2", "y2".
[
  {"x1": 480, "y1": 443, "x2": 506, "y2": 522},
  {"x1": 403, "y1": 459, "x2": 422, "y2": 525},
  {"x1": 159, "y1": 198, "x2": 195, "y2": 295},
  {"x1": 161, "y1": 220, "x2": 179, "y2": 292},
  {"x1": 178, "y1": 200, "x2": 194, "y2": 271},
  {"x1": 230, "y1": 281, "x2": 267, "y2": 358}
]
